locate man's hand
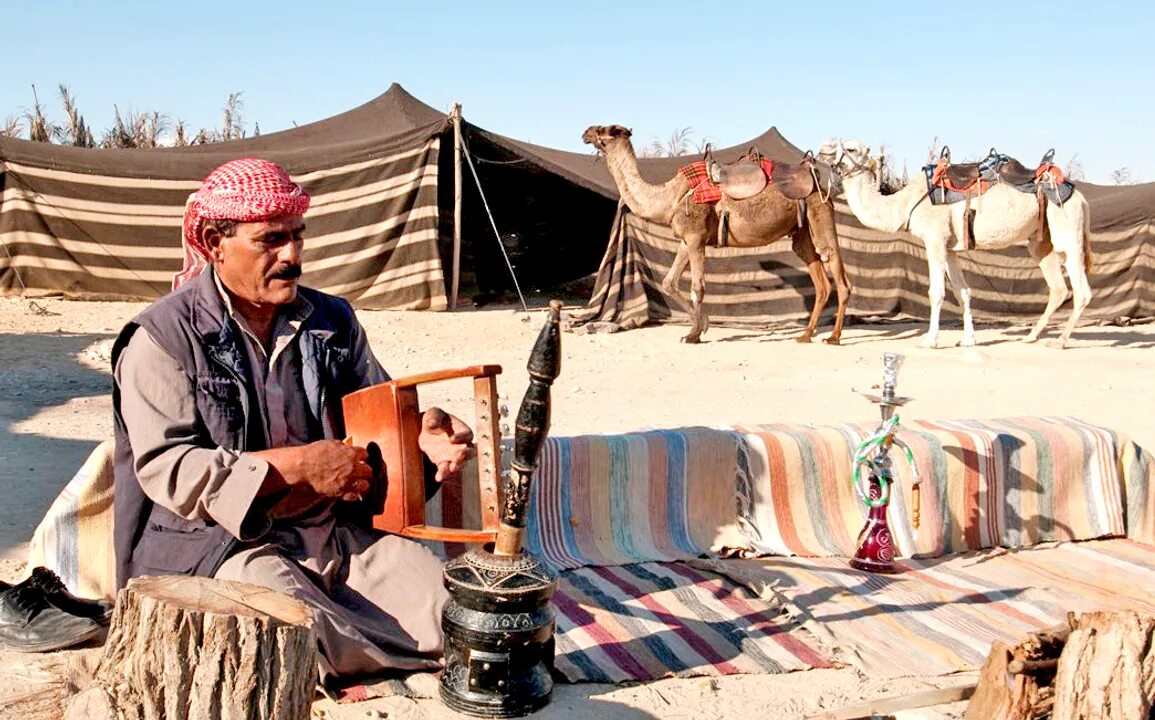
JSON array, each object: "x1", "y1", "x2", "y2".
[
  {"x1": 418, "y1": 407, "x2": 476, "y2": 484},
  {"x1": 255, "y1": 439, "x2": 375, "y2": 503}
]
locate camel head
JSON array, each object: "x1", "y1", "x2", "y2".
[
  {"x1": 817, "y1": 139, "x2": 878, "y2": 181},
  {"x1": 582, "y1": 124, "x2": 633, "y2": 154}
]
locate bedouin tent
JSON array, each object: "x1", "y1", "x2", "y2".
[
  {"x1": 567, "y1": 136, "x2": 1155, "y2": 332},
  {"x1": 5, "y1": 86, "x2": 1152, "y2": 325},
  {"x1": 0, "y1": 84, "x2": 620, "y2": 309}
]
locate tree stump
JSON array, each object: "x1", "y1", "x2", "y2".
[
  {"x1": 966, "y1": 611, "x2": 1155, "y2": 720},
  {"x1": 1052, "y1": 610, "x2": 1155, "y2": 720},
  {"x1": 66, "y1": 576, "x2": 317, "y2": 720}
]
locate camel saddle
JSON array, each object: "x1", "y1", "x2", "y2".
[
  {"x1": 706, "y1": 147, "x2": 818, "y2": 201},
  {"x1": 936, "y1": 147, "x2": 1036, "y2": 188},
  {"x1": 706, "y1": 147, "x2": 768, "y2": 199},
  {"x1": 921, "y1": 146, "x2": 1072, "y2": 252},
  {"x1": 925, "y1": 146, "x2": 1074, "y2": 206}
]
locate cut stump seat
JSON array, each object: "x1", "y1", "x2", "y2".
[{"x1": 65, "y1": 576, "x2": 317, "y2": 720}]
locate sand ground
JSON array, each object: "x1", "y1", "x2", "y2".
[{"x1": 1, "y1": 294, "x2": 1151, "y2": 719}]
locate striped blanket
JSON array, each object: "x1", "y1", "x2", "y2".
[
  {"x1": 335, "y1": 560, "x2": 832, "y2": 700},
  {"x1": 734, "y1": 417, "x2": 1155, "y2": 559},
  {"x1": 26, "y1": 440, "x2": 115, "y2": 600},
  {"x1": 552, "y1": 561, "x2": 830, "y2": 682},
  {"x1": 521, "y1": 428, "x2": 750, "y2": 569},
  {"x1": 700, "y1": 538, "x2": 1155, "y2": 678},
  {"x1": 28, "y1": 418, "x2": 1154, "y2": 602}
]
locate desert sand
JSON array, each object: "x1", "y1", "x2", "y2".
[{"x1": 1, "y1": 293, "x2": 1151, "y2": 719}]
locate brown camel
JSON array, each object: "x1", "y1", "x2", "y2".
[{"x1": 582, "y1": 124, "x2": 852, "y2": 344}]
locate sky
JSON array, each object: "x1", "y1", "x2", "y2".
[{"x1": 2, "y1": 0, "x2": 1152, "y2": 184}]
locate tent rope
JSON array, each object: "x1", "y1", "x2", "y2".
[
  {"x1": 0, "y1": 232, "x2": 56, "y2": 316},
  {"x1": 460, "y1": 135, "x2": 530, "y2": 314}
]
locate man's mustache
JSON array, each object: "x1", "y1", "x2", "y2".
[{"x1": 269, "y1": 264, "x2": 303, "y2": 281}]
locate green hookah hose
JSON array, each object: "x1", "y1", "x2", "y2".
[{"x1": 852, "y1": 414, "x2": 916, "y2": 509}]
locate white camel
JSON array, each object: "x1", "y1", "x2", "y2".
[{"x1": 817, "y1": 140, "x2": 1092, "y2": 348}]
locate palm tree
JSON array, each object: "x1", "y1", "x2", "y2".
[
  {"x1": 220, "y1": 92, "x2": 245, "y2": 141},
  {"x1": 1065, "y1": 154, "x2": 1085, "y2": 182},
  {"x1": 1, "y1": 115, "x2": 22, "y2": 138},
  {"x1": 639, "y1": 126, "x2": 698, "y2": 158},
  {"x1": 24, "y1": 85, "x2": 61, "y2": 143},
  {"x1": 58, "y1": 84, "x2": 95, "y2": 147},
  {"x1": 172, "y1": 119, "x2": 190, "y2": 147}
]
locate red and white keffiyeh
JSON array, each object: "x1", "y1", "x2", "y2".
[{"x1": 174, "y1": 158, "x2": 311, "y2": 290}]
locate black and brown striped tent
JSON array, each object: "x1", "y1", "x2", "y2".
[
  {"x1": 570, "y1": 133, "x2": 1155, "y2": 331},
  {"x1": 0, "y1": 84, "x2": 619, "y2": 308}
]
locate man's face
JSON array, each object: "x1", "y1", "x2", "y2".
[{"x1": 206, "y1": 215, "x2": 305, "y2": 308}]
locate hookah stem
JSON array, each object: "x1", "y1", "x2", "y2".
[{"x1": 495, "y1": 300, "x2": 562, "y2": 556}]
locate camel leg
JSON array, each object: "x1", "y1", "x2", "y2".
[
  {"x1": 661, "y1": 242, "x2": 691, "y2": 311},
  {"x1": 1024, "y1": 252, "x2": 1070, "y2": 343},
  {"x1": 942, "y1": 252, "x2": 975, "y2": 346},
  {"x1": 792, "y1": 232, "x2": 830, "y2": 343},
  {"x1": 681, "y1": 243, "x2": 708, "y2": 344},
  {"x1": 1057, "y1": 253, "x2": 1093, "y2": 348},
  {"x1": 921, "y1": 242, "x2": 949, "y2": 349},
  {"x1": 823, "y1": 248, "x2": 852, "y2": 346}
]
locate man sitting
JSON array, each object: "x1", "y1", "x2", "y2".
[{"x1": 112, "y1": 158, "x2": 473, "y2": 684}]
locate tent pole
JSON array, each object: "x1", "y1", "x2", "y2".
[{"x1": 450, "y1": 102, "x2": 463, "y2": 310}]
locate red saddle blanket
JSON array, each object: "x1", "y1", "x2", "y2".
[{"x1": 679, "y1": 158, "x2": 775, "y2": 205}]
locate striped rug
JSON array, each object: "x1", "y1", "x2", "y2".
[
  {"x1": 700, "y1": 538, "x2": 1155, "y2": 678},
  {"x1": 552, "y1": 561, "x2": 832, "y2": 682}
]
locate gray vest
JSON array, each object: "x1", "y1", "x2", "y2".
[{"x1": 111, "y1": 269, "x2": 362, "y2": 588}]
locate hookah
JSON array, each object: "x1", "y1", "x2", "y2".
[
  {"x1": 850, "y1": 352, "x2": 922, "y2": 573},
  {"x1": 438, "y1": 301, "x2": 562, "y2": 717}
]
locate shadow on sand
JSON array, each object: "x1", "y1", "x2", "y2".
[{"x1": 0, "y1": 331, "x2": 114, "y2": 557}]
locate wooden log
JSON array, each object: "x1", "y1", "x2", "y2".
[
  {"x1": 1052, "y1": 610, "x2": 1155, "y2": 720},
  {"x1": 67, "y1": 576, "x2": 317, "y2": 720},
  {"x1": 805, "y1": 684, "x2": 975, "y2": 719},
  {"x1": 964, "y1": 641, "x2": 1034, "y2": 720}
]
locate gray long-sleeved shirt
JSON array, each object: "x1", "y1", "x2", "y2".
[{"x1": 114, "y1": 277, "x2": 387, "y2": 540}]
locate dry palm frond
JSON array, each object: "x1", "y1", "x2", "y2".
[
  {"x1": 172, "y1": 119, "x2": 189, "y2": 147},
  {"x1": 1, "y1": 115, "x2": 23, "y2": 138},
  {"x1": 1110, "y1": 167, "x2": 1136, "y2": 185},
  {"x1": 100, "y1": 105, "x2": 135, "y2": 148},
  {"x1": 25, "y1": 84, "x2": 62, "y2": 143},
  {"x1": 220, "y1": 91, "x2": 245, "y2": 141},
  {"x1": 1064, "y1": 153, "x2": 1085, "y2": 181},
  {"x1": 640, "y1": 139, "x2": 664, "y2": 158},
  {"x1": 877, "y1": 144, "x2": 907, "y2": 195},
  {"x1": 137, "y1": 111, "x2": 169, "y2": 148},
  {"x1": 58, "y1": 84, "x2": 95, "y2": 147},
  {"x1": 926, "y1": 135, "x2": 944, "y2": 163},
  {"x1": 664, "y1": 126, "x2": 693, "y2": 157}
]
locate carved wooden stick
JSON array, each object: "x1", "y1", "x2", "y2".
[{"x1": 495, "y1": 300, "x2": 562, "y2": 556}]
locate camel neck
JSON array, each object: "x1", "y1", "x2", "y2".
[
  {"x1": 843, "y1": 174, "x2": 926, "y2": 234},
  {"x1": 602, "y1": 142, "x2": 681, "y2": 224}
]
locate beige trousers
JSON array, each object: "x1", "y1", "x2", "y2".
[{"x1": 215, "y1": 520, "x2": 449, "y2": 684}]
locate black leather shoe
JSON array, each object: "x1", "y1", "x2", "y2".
[
  {"x1": 0, "y1": 580, "x2": 102, "y2": 653},
  {"x1": 27, "y1": 567, "x2": 114, "y2": 624}
]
